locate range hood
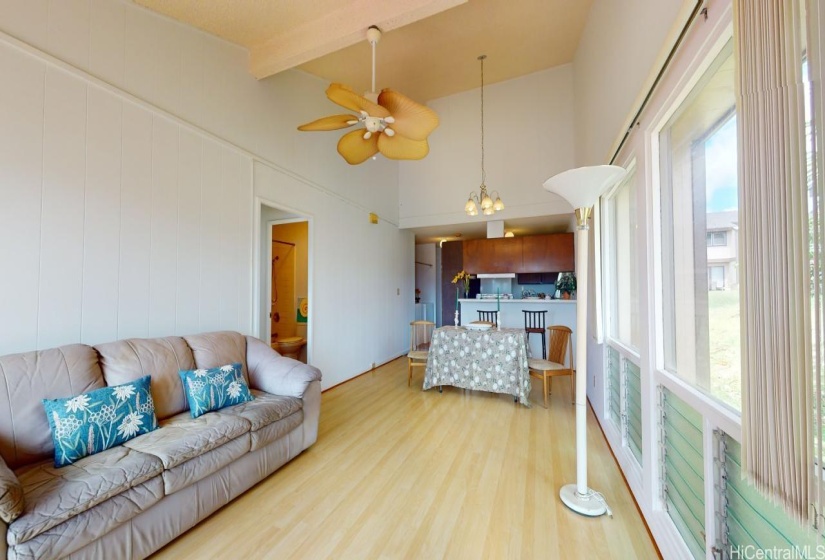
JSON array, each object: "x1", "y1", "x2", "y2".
[{"x1": 476, "y1": 273, "x2": 516, "y2": 279}]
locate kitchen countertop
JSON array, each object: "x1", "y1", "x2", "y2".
[{"x1": 458, "y1": 298, "x2": 575, "y2": 303}]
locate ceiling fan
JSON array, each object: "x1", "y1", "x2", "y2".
[{"x1": 297, "y1": 26, "x2": 439, "y2": 165}]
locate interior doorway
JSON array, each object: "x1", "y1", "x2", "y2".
[
  {"x1": 259, "y1": 203, "x2": 311, "y2": 365},
  {"x1": 269, "y1": 221, "x2": 309, "y2": 364}
]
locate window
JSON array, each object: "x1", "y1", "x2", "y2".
[
  {"x1": 659, "y1": 40, "x2": 741, "y2": 411},
  {"x1": 604, "y1": 164, "x2": 640, "y2": 350},
  {"x1": 706, "y1": 231, "x2": 727, "y2": 246}
]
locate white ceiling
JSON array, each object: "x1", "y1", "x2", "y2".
[
  {"x1": 132, "y1": 0, "x2": 593, "y2": 243},
  {"x1": 133, "y1": 0, "x2": 593, "y2": 102}
]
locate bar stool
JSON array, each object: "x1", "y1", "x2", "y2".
[
  {"x1": 477, "y1": 310, "x2": 498, "y2": 325},
  {"x1": 523, "y1": 310, "x2": 547, "y2": 359}
]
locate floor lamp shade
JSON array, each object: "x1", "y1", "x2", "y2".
[
  {"x1": 542, "y1": 165, "x2": 628, "y2": 209},
  {"x1": 542, "y1": 164, "x2": 626, "y2": 517}
]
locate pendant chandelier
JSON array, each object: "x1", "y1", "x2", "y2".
[{"x1": 465, "y1": 55, "x2": 504, "y2": 216}]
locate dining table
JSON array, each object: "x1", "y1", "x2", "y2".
[{"x1": 423, "y1": 326, "x2": 531, "y2": 406}]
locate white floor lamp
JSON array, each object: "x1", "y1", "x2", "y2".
[{"x1": 542, "y1": 165, "x2": 627, "y2": 517}]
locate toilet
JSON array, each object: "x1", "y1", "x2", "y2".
[{"x1": 271, "y1": 336, "x2": 306, "y2": 360}]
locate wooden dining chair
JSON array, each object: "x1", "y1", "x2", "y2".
[
  {"x1": 527, "y1": 325, "x2": 573, "y2": 408},
  {"x1": 522, "y1": 310, "x2": 547, "y2": 359},
  {"x1": 477, "y1": 310, "x2": 498, "y2": 326},
  {"x1": 408, "y1": 320, "x2": 435, "y2": 387}
]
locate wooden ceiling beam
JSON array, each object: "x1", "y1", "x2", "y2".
[{"x1": 249, "y1": 0, "x2": 467, "y2": 80}]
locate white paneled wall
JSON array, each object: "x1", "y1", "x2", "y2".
[
  {"x1": 0, "y1": 41, "x2": 253, "y2": 354},
  {"x1": 0, "y1": 0, "x2": 401, "y2": 223},
  {"x1": 0, "y1": 0, "x2": 411, "y2": 388}
]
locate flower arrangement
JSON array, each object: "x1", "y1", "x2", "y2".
[
  {"x1": 556, "y1": 273, "x2": 577, "y2": 298},
  {"x1": 452, "y1": 270, "x2": 472, "y2": 297}
]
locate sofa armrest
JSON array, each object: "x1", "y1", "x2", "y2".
[
  {"x1": 245, "y1": 336, "x2": 322, "y2": 398},
  {"x1": 0, "y1": 454, "x2": 23, "y2": 524}
]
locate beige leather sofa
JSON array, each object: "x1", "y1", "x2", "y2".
[{"x1": 0, "y1": 331, "x2": 322, "y2": 560}]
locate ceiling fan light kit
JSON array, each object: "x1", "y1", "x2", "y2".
[
  {"x1": 465, "y1": 54, "x2": 504, "y2": 217},
  {"x1": 297, "y1": 26, "x2": 439, "y2": 165}
]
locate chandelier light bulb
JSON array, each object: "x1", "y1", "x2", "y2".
[
  {"x1": 493, "y1": 196, "x2": 504, "y2": 211},
  {"x1": 482, "y1": 206, "x2": 495, "y2": 216},
  {"x1": 465, "y1": 198, "x2": 478, "y2": 214}
]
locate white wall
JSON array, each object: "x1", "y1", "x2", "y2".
[
  {"x1": 573, "y1": 0, "x2": 694, "y2": 165},
  {"x1": 398, "y1": 65, "x2": 577, "y2": 229},
  {"x1": 0, "y1": 41, "x2": 254, "y2": 353},
  {"x1": 0, "y1": 0, "x2": 411, "y2": 387},
  {"x1": 256, "y1": 163, "x2": 413, "y2": 387}
]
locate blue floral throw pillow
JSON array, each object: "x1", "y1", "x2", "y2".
[
  {"x1": 179, "y1": 363, "x2": 254, "y2": 418},
  {"x1": 42, "y1": 376, "x2": 158, "y2": 467}
]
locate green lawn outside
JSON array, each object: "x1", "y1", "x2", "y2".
[{"x1": 708, "y1": 290, "x2": 742, "y2": 410}]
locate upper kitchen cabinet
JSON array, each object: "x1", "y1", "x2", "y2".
[
  {"x1": 521, "y1": 233, "x2": 574, "y2": 273},
  {"x1": 463, "y1": 233, "x2": 574, "y2": 274},
  {"x1": 463, "y1": 237, "x2": 522, "y2": 273}
]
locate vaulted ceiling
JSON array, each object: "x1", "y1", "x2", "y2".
[{"x1": 134, "y1": 0, "x2": 593, "y2": 102}]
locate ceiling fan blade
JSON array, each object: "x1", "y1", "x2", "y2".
[
  {"x1": 378, "y1": 89, "x2": 439, "y2": 141},
  {"x1": 377, "y1": 133, "x2": 430, "y2": 161},
  {"x1": 297, "y1": 114, "x2": 358, "y2": 131},
  {"x1": 327, "y1": 83, "x2": 390, "y2": 118},
  {"x1": 337, "y1": 129, "x2": 380, "y2": 165}
]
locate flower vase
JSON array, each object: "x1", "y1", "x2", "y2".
[{"x1": 454, "y1": 310, "x2": 459, "y2": 327}]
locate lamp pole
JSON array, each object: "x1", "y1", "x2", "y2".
[{"x1": 543, "y1": 165, "x2": 626, "y2": 517}]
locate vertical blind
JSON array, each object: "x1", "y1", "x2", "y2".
[
  {"x1": 717, "y1": 432, "x2": 817, "y2": 556},
  {"x1": 735, "y1": 0, "x2": 813, "y2": 520},
  {"x1": 661, "y1": 387, "x2": 705, "y2": 559}
]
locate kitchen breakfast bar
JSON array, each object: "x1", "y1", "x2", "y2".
[{"x1": 457, "y1": 298, "x2": 577, "y2": 360}]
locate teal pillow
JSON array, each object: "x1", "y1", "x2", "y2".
[
  {"x1": 179, "y1": 363, "x2": 253, "y2": 418},
  {"x1": 42, "y1": 376, "x2": 158, "y2": 467}
]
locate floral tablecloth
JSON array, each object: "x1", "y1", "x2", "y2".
[{"x1": 423, "y1": 327, "x2": 531, "y2": 406}]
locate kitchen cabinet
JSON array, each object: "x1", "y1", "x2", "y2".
[
  {"x1": 521, "y1": 233, "x2": 574, "y2": 273},
  {"x1": 516, "y1": 272, "x2": 559, "y2": 285},
  {"x1": 463, "y1": 237, "x2": 522, "y2": 273},
  {"x1": 463, "y1": 233, "x2": 574, "y2": 274}
]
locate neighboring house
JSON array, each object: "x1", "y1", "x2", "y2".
[{"x1": 706, "y1": 210, "x2": 739, "y2": 290}]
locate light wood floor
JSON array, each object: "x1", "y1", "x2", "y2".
[{"x1": 152, "y1": 358, "x2": 659, "y2": 559}]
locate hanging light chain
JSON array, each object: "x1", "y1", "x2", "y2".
[{"x1": 479, "y1": 54, "x2": 486, "y2": 186}]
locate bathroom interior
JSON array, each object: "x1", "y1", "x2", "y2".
[{"x1": 270, "y1": 221, "x2": 308, "y2": 363}]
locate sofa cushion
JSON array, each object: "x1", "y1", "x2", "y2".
[
  {"x1": 8, "y1": 477, "x2": 163, "y2": 560},
  {"x1": 0, "y1": 344, "x2": 105, "y2": 470},
  {"x1": 179, "y1": 364, "x2": 254, "y2": 418},
  {"x1": 223, "y1": 390, "x2": 302, "y2": 431},
  {"x1": 42, "y1": 376, "x2": 158, "y2": 467},
  {"x1": 123, "y1": 411, "x2": 250, "y2": 470},
  {"x1": 7, "y1": 446, "x2": 162, "y2": 546},
  {"x1": 220, "y1": 390, "x2": 303, "y2": 451},
  {"x1": 183, "y1": 331, "x2": 248, "y2": 382},
  {"x1": 95, "y1": 336, "x2": 195, "y2": 420},
  {"x1": 161, "y1": 434, "x2": 250, "y2": 495}
]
